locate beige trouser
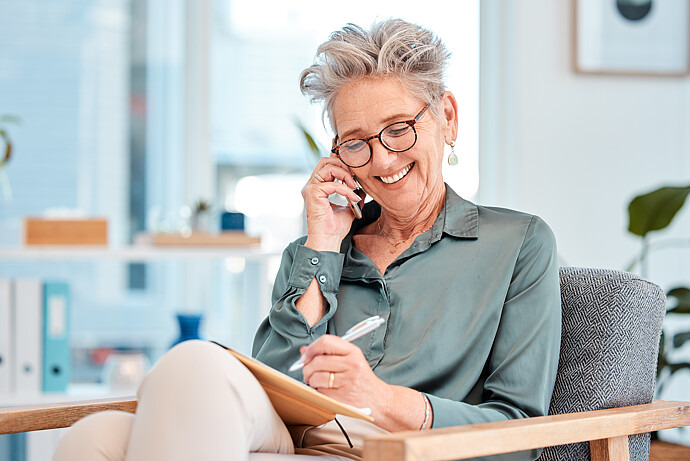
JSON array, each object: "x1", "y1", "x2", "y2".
[{"x1": 53, "y1": 340, "x2": 387, "y2": 461}]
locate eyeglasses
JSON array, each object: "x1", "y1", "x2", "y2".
[{"x1": 331, "y1": 103, "x2": 430, "y2": 168}]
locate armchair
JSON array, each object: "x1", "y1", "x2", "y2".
[{"x1": 2, "y1": 267, "x2": 690, "y2": 460}]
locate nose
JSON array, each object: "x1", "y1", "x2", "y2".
[{"x1": 368, "y1": 137, "x2": 397, "y2": 169}]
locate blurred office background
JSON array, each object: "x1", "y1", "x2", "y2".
[
  {"x1": 0, "y1": 0, "x2": 689, "y2": 454},
  {"x1": 0, "y1": 0, "x2": 479, "y2": 376}
]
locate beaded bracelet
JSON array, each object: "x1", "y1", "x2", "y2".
[{"x1": 419, "y1": 392, "x2": 430, "y2": 430}]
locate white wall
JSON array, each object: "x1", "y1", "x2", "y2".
[
  {"x1": 479, "y1": 0, "x2": 690, "y2": 443},
  {"x1": 480, "y1": 0, "x2": 689, "y2": 279}
]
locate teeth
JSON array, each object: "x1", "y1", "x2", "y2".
[{"x1": 380, "y1": 164, "x2": 412, "y2": 184}]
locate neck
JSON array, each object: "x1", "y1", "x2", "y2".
[{"x1": 378, "y1": 183, "x2": 446, "y2": 241}]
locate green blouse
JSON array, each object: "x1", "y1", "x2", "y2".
[{"x1": 253, "y1": 185, "x2": 561, "y2": 443}]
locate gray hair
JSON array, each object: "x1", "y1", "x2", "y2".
[{"x1": 299, "y1": 19, "x2": 451, "y2": 132}]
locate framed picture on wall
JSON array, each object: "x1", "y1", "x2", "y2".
[{"x1": 573, "y1": 0, "x2": 690, "y2": 76}]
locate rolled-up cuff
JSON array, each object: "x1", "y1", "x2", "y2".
[{"x1": 287, "y1": 245, "x2": 344, "y2": 294}]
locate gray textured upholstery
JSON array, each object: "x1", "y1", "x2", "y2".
[{"x1": 538, "y1": 268, "x2": 666, "y2": 461}]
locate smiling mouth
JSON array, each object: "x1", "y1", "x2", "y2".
[{"x1": 379, "y1": 163, "x2": 414, "y2": 184}]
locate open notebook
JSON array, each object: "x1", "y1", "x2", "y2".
[{"x1": 212, "y1": 342, "x2": 375, "y2": 426}]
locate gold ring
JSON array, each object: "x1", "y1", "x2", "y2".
[
  {"x1": 328, "y1": 372, "x2": 335, "y2": 389},
  {"x1": 314, "y1": 172, "x2": 325, "y2": 183}
]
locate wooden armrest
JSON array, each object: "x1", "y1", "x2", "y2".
[
  {"x1": 3, "y1": 397, "x2": 689, "y2": 461},
  {"x1": 0, "y1": 396, "x2": 137, "y2": 435},
  {"x1": 363, "y1": 400, "x2": 690, "y2": 461}
]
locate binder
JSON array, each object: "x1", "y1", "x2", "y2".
[
  {"x1": 42, "y1": 281, "x2": 70, "y2": 392},
  {"x1": 0, "y1": 433, "x2": 26, "y2": 461},
  {"x1": 212, "y1": 342, "x2": 374, "y2": 427},
  {"x1": 0, "y1": 279, "x2": 12, "y2": 394},
  {"x1": 13, "y1": 279, "x2": 42, "y2": 394}
]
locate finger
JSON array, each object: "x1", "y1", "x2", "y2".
[
  {"x1": 313, "y1": 169, "x2": 358, "y2": 191},
  {"x1": 312, "y1": 156, "x2": 349, "y2": 175},
  {"x1": 330, "y1": 153, "x2": 359, "y2": 185},
  {"x1": 304, "y1": 181, "x2": 363, "y2": 203},
  {"x1": 306, "y1": 370, "x2": 343, "y2": 390},
  {"x1": 301, "y1": 358, "x2": 348, "y2": 389},
  {"x1": 318, "y1": 156, "x2": 349, "y2": 168},
  {"x1": 312, "y1": 162, "x2": 359, "y2": 189},
  {"x1": 302, "y1": 353, "x2": 351, "y2": 376},
  {"x1": 303, "y1": 344, "x2": 367, "y2": 381},
  {"x1": 302, "y1": 334, "x2": 359, "y2": 364}
]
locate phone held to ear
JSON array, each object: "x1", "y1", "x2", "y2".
[
  {"x1": 328, "y1": 178, "x2": 366, "y2": 219},
  {"x1": 347, "y1": 179, "x2": 366, "y2": 219}
]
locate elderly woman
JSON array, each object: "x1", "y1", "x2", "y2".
[{"x1": 54, "y1": 19, "x2": 560, "y2": 461}]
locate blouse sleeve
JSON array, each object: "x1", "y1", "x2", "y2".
[{"x1": 252, "y1": 240, "x2": 345, "y2": 380}]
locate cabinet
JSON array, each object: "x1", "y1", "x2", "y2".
[{"x1": 0, "y1": 245, "x2": 282, "y2": 393}]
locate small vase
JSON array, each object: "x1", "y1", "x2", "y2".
[
  {"x1": 172, "y1": 313, "x2": 203, "y2": 347},
  {"x1": 191, "y1": 211, "x2": 212, "y2": 233}
]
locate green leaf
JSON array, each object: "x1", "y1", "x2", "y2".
[
  {"x1": 656, "y1": 330, "x2": 668, "y2": 381},
  {"x1": 0, "y1": 128, "x2": 11, "y2": 167},
  {"x1": 623, "y1": 255, "x2": 641, "y2": 273},
  {"x1": 294, "y1": 118, "x2": 324, "y2": 159},
  {"x1": 668, "y1": 362, "x2": 690, "y2": 375},
  {"x1": 673, "y1": 331, "x2": 690, "y2": 348},
  {"x1": 657, "y1": 332, "x2": 667, "y2": 379},
  {"x1": 667, "y1": 287, "x2": 690, "y2": 314},
  {"x1": 628, "y1": 185, "x2": 690, "y2": 237},
  {"x1": 0, "y1": 114, "x2": 21, "y2": 125}
]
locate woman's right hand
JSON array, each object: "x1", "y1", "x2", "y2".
[{"x1": 302, "y1": 158, "x2": 362, "y2": 252}]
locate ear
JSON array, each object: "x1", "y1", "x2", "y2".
[{"x1": 439, "y1": 91, "x2": 459, "y2": 144}]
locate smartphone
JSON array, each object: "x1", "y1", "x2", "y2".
[
  {"x1": 346, "y1": 180, "x2": 366, "y2": 219},
  {"x1": 329, "y1": 178, "x2": 365, "y2": 219}
]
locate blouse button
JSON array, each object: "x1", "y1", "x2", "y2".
[
  {"x1": 310, "y1": 257, "x2": 319, "y2": 265},
  {"x1": 318, "y1": 275, "x2": 327, "y2": 284}
]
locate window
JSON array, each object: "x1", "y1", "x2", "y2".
[
  {"x1": 0, "y1": 0, "x2": 479, "y2": 383},
  {"x1": 211, "y1": 0, "x2": 479, "y2": 251},
  {"x1": 212, "y1": 0, "x2": 480, "y2": 223}
]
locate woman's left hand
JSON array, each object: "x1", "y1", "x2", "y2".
[{"x1": 300, "y1": 335, "x2": 393, "y2": 421}]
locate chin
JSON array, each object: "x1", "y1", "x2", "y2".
[{"x1": 378, "y1": 194, "x2": 422, "y2": 214}]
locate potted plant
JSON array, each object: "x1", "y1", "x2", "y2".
[
  {"x1": 191, "y1": 199, "x2": 213, "y2": 233},
  {"x1": 626, "y1": 184, "x2": 690, "y2": 395}
]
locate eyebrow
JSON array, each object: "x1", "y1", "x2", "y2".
[{"x1": 339, "y1": 111, "x2": 414, "y2": 141}]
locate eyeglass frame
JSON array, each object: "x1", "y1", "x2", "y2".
[{"x1": 330, "y1": 103, "x2": 430, "y2": 168}]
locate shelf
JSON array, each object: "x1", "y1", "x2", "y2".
[
  {"x1": 0, "y1": 245, "x2": 282, "y2": 261},
  {"x1": 0, "y1": 383, "x2": 134, "y2": 408}
]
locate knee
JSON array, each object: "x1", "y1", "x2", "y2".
[
  {"x1": 154, "y1": 340, "x2": 228, "y2": 376},
  {"x1": 167, "y1": 339, "x2": 222, "y2": 362},
  {"x1": 142, "y1": 340, "x2": 238, "y2": 392},
  {"x1": 53, "y1": 411, "x2": 134, "y2": 461}
]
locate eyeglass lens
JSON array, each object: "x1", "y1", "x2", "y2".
[{"x1": 339, "y1": 122, "x2": 416, "y2": 167}]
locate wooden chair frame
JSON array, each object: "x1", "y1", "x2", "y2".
[{"x1": 1, "y1": 397, "x2": 689, "y2": 460}]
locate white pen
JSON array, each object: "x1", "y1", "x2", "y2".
[{"x1": 288, "y1": 315, "x2": 385, "y2": 372}]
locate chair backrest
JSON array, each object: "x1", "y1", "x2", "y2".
[{"x1": 539, "y1": 267, "x2": 666, "y2": 461}]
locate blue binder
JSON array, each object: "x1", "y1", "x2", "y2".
[{"x1": 42, "y1": 281, "x2": 70, "y2": 392}]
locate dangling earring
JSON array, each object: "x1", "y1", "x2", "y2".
[{"x1": 447, "y1": 141, "x2": 458, "y2": 166}]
